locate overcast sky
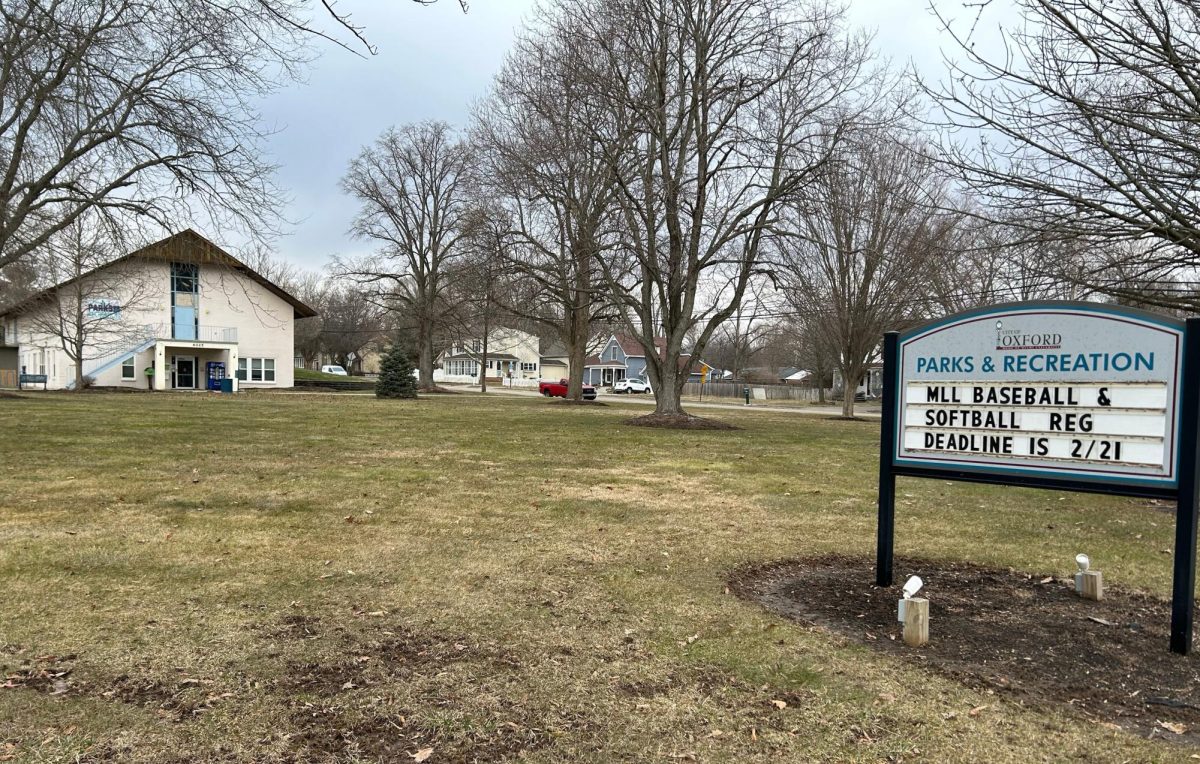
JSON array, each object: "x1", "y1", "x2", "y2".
[{"x1": 258, "y1": 0, "x2": 1011, "y2": 271}]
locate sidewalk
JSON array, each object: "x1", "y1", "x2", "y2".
[
  {"x1": 268, "y1": 384, "x2": 883, "y2": 419},
  {"x1": 455, "y1": 384, "x2": 883, "y2": 419}
]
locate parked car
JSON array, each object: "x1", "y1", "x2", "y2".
[
  {"x1": 613, "y1": 377, "x2": 652, "y2": 394},
  {"x1": 321, "y1": 365, "x2": 349, "y2": 376},
  {"x1": 538, "y1": 378, "x2": 597, "y2": 400}
]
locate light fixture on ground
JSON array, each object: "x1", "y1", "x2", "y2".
[
  {"x1": 897, "y1": 575, "x2": 929, "y2": 647},
  {"x1": 1074, "y1": 553, "x2": 1103, "y2": 601}
]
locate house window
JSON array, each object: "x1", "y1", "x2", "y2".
[
  {"x1": 121, "y1": 357, "x2": 136, "y2": 380},
  {"x1": 472, "y1": 340, "x2": 481, "y2": 352},
  {"x1": 521, "y1": 362, "x2": 537, "y2": 372}
]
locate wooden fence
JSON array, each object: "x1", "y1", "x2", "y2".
[{"x1": 682, "y1": 381, "x2": 832, "y2": 402}]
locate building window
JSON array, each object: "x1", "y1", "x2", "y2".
[
  {"x1": 239, "y1": 357, "x2": 276, "y2": 383},
  {"x1": 472, "y1": 340, "x2": 481, "y2": 352},
  {"x1": 171, "y1": 262, "x2": 198, "y2": 294},
  {"x1": 121, "y1": 357, "x2": 136, "y2": 380},
  {"x1": 521, "y1": 362, "x2": 537, "y2": 372}
]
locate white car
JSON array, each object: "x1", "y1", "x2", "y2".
[
  {"x1": 320, "y1": 365, "x2": 349, "y2": 376},
  {"x1": 613, "y1": 378, "x2": 652, "y2": 394}
]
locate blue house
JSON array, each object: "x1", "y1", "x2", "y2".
[{"x1": 583, "y1": 333, "x2": 713, "y2": 387}]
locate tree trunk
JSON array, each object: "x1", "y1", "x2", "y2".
[
  {"x1": 654, "y1": 362, "x2": 686, "y2": 416},
  {"x1": 73, "y1": 355, "x2": 84, "y2": 392},
  {"x1": 417, "y1": 316, "x2": 436, "y2": 391},
  {"x1": 479, "y1": 319, "x2": 489, "y2": 393},
  {"x1": 565, "y1": 306, "x2": 589, "y2": 400},
  {"x1": 841, "y1": 366, "x2": 859, "y2": 418},
  {"x1": 566, "y1": 240, "x2": 592, "y2": 401}
]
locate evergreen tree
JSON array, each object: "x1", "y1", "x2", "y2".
[{"x1": 376, "y1": 340, "x2": 419, "y2": 399}]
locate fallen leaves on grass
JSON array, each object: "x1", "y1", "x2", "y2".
[{"x1": 411, "y1": 747, "x2": 433, "y2": 761}]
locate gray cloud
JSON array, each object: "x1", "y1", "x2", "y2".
[{"x1": 257, "y1": 0, "x2": 1014, "y2": 273}]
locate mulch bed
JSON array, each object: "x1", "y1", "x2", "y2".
[
  {"x1": 548, "y1": 399, "x2": 610, "y2": 407},
  {"x1": 625, "y1": 413, "x2": 739, "y2": 430},
  {"x1": 730, "y1": 555, "x2": 1200, "y2": 744}
]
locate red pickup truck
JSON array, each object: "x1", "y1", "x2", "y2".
[{"x1": 538, "y1": 378, "x2": 597, "y2": 400}]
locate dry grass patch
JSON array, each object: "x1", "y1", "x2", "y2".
[{"x1": 0, "y1": 392, "x2": 1190, "y2": 762}]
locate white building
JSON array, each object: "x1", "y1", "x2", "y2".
[
  {"x1": 436, "y1": 328, "x2": 541, "y2": 383},
  {"x1": 0, "y1": 230, "x2": 316, "y2": 391}
]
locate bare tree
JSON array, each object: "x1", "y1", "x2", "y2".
[
  {"x1": 20, "y1": 219, "x2": 153, "y2": 390},
  {"x1": 921, "y1": 213, "x2": 1090, "y2": 314},
  {"x1": 566, "y1": 0, "x2": 874, "y2": 417},
  {"x1": 702, "y1": 277, "x2": 779, "y2": 380},
  {"x1": 927, "y1": 0, "x2": 1200, "y2": 312},
  {"x1": 340, "y1": 121, "x2": 471, "y2": 389},
  {"x1": 437, "y1": 204, "x2": 518, "y2": 392},
  {"x1": 776, "y1": 131, "x2": 950, "y2": 417},
  {"x1": 0, "y1": 258, "x2": 39, "y2": 313},
  {"x1": 472, "y1": 13, "x2": 623, "y2": 401},
  {"x1": 319, "y1": 283, "x2": 385, "y2": 373},
  {"x1": 0, "y1": 0, "x2": 333, "y2": 271}
]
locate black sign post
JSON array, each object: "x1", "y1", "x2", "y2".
[
  {"x1": 1170, "y1": 318, "x2": 1200, "y2": 654},
  {"x1": 876, "y1": 331, "x2": 899, "y2": 588},
  {"x1": 876, "y1": 315, "x2": 1200, "y2": 655}
]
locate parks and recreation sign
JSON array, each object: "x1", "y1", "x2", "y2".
[
  {"x1": 896, "y1": 303, "x2": 1182, "y2": 489},
  {"x1": 874, "y1": 302, "x2": 1200, "y2": 655}
]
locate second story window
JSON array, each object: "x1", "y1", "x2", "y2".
[{"x1": 171, "y1": 262, "x2": 198, "y2": 294}]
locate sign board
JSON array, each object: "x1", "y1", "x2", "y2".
[
  {"x1": 895, "y1": 303, "x2": 1183, "y2": 490},
  {"x1": 875, "y1": 302, "x2": 1199, "y2": 656}
]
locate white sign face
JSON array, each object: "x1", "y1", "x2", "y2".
[{"x1": 895, "y1": 303, "x2": 1184, "y2": 488}]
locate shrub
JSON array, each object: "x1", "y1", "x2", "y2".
[{"x1": 376, "y1": 341, "x2": 418, "y2": 399}]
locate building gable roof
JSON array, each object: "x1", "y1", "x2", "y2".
[{"x1": 1, "y1": 229, "x2": 317, "y2": 319}]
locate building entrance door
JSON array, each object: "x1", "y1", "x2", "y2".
[{"x1": 176, "y1": 357, "x2": 195, "y2": 389}]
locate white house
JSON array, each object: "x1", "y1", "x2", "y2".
[
  {"x1": 0, "y1": 230, "x2": 316, "y2": 391},
  {"x1": 435, "y1": 327, "x2": 541, "y2": 383}
]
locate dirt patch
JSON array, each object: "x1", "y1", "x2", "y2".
[
  {"x1": 0, "y1": 392, "x2": 27, "y2": 400},
  {"x1": 731, "y1": 555, "x2": 1200, "y2": 744},
  {"x1": 281, "y1": 621, "x2": 507, "y2": 697},
  {"x1": 1, "y1": 653, "x2": 218, "y2": 722},
  {"x1": 270, "y1": 614, "x2": 323, "y2": 640},
  {"x1": 291, "y1": 705, "x2": 552, "y2": 763},
  {"x1": 824, "y1": 415, "x2": 871, "y2": 422},
  {"x1": 100, "y1": 675, "x2": 208, "y2": 721},
  {"x1": 549, "y1": 398, "x2": 610, "y2": 407},
  {"x1": 1, "y1": 653, "x2": 75, "y2": 693},
  {"x1": 625, "y1": 413, "x2": 739, "y2": 430}
]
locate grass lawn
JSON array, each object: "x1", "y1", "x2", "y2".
[{"x1": 0, "y1": 392, "x2": 1191, "y2": 762}]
